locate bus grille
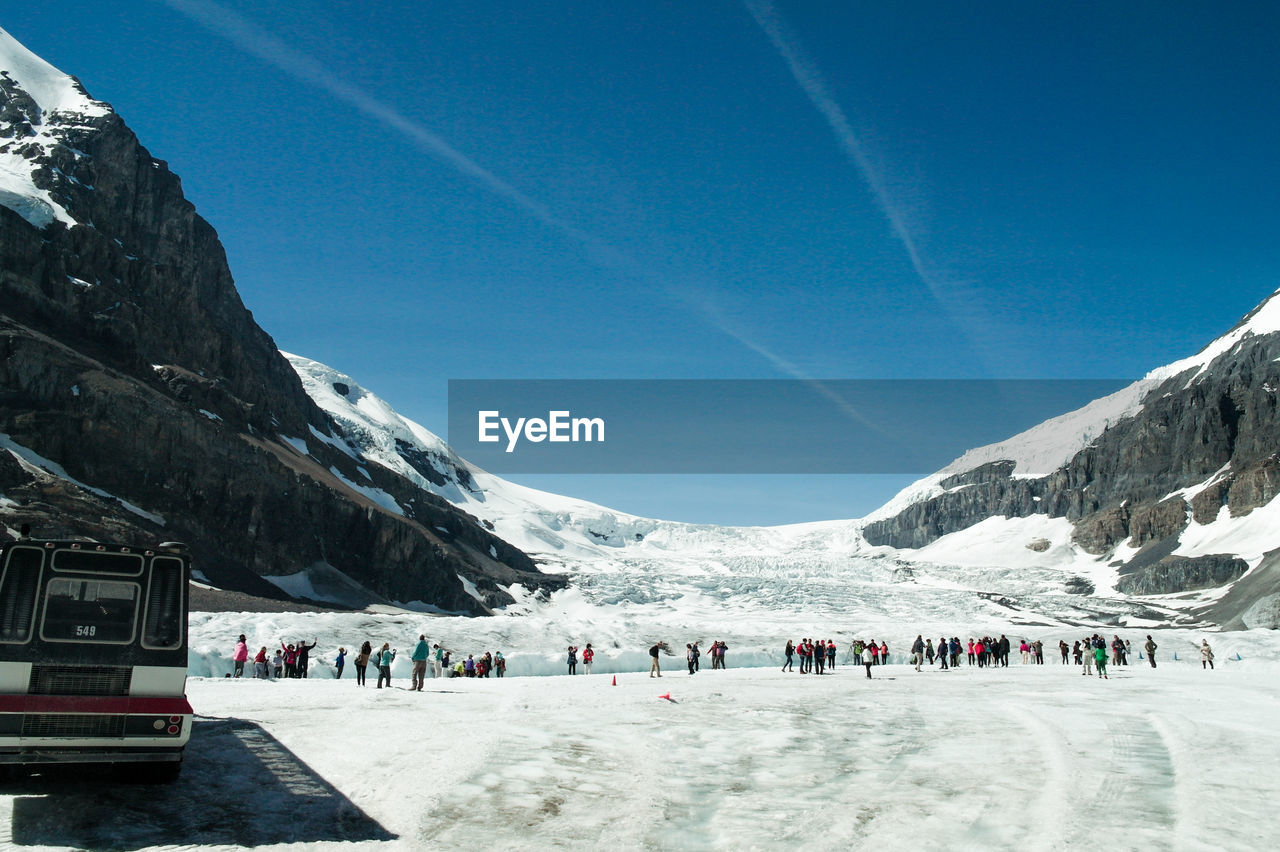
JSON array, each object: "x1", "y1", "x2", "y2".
[
  {"x1": 28, "y1": 666, "x2": 132, "y2": 697},
  {"x1": 21, "y1": 714, "x2": 127, "y2": 738}
]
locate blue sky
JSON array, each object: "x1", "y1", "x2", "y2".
[{"x1": 7, "y1": 1, "x2": 1280, "y2": 524}]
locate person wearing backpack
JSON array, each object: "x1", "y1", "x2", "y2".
[{"x1": 376, "y1": 643, "x2": 396, "y2": 688}]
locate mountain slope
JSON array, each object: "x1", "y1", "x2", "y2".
[
  {"x1": 281, "y1": 292, "x2": 1280, "y2": 629},
  {"x1": 863, "y1": 288, "x2": 1280, "y2": 626},
  {"x1": 0, "y1": 26, "x2": 559, "y2": 612}
]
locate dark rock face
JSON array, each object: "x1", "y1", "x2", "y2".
[
  {"x1": 1114, "y1": 554, "x2": 1249, "y2": 596},
  {"x1": 864, "y1": 332, "x2": 1280, "y2": 570},
  {"x1": 0, "y1": 71, "x2": 560, "y2": 612}
]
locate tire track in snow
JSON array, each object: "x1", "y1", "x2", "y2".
[{"x1": 994, "y1": 702, "x2": 1071, "y2": 852}]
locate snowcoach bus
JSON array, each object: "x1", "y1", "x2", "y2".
[{"x1": 0, "y1": 538, "x2": 192, "y2": 781}]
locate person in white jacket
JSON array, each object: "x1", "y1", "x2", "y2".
[
  {"x1": 861, "y1": 644, "x2": 875, "y2": 679},
  {"x1": 1200, "y1": 640, "x2": 1215, "y2": 670}
]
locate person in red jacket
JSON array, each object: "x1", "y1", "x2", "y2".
[{"x1": 583, "y1": 643, "x2": 595, "y2": 674}]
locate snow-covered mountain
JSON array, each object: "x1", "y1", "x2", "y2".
[
  {"x1": 5, "y1": 24, "x2": 1279, "y2": 630},
  {"x1": 285, "y1": 287, "x2": 1280, "y2": 631},
  {"x1": 0, "y1": 26, "x2": 559, "y2": 613}
]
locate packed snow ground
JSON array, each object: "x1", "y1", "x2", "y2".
[{"x1": 2, "y1": 641, "x2": 1279, "y2": 851}]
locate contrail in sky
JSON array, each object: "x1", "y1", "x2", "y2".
[
  {"x1": 742, "y1": 0, "x2": 941, "y2": 303},
  {"x1": 156, "y1": 0, "x2": 896, "y2": 409},
  {"x1": 158, "y1": 0, "x2": 606, "y2": 256}
]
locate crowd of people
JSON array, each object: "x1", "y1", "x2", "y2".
[
  {"x1": 229, "y1": 631, "x2": 1221, "y2": 683},
  {"x1": 229, "y1": 633, "x2": 507, "y2": 685}
]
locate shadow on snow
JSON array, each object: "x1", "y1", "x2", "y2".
[{"x1": 2, "y1": 716, "x2": 396, "y2": 849}]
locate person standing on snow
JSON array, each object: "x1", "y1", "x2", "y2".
[
  {"x1": 432, "y1": 644, "x2": 445, "y2": 679},
  {"x1": 1144, "y1": 635, "x2": 1158, "y2": 668},
  {"x1": 649, "y1": 642, "x2": 662, "y2": 677},
  {"x1": 410, "y1": 634, "x2": 431, "y2": 691},
  {"x1": 232, "y1": 634, "x2": 248, "y2": 678},
  {"x1": 354, "y1": 640, "x2": 372, "y2": 686},
  {"x1": 783, "y1": 640, "x2": 795, "y2": 672},
  {"x1": 376, "y1": 643, "x2": 396, "y2": 688},
  {"x1": 583, "y1": 643, "x2": 595, "y2": 674},
  {"x1": 861, "y1": 643, "x2": 875, "y2": 679},
  {"x1": 1094, "y1": 644, "x2": 1109, "y2": 680},
  {"x1": 1200, "y1": 640, "x2": 1215, "y2": 670},
  {"x1": 296, "y1": 638, "x2": 317, "y2": 678},
  {"x1": 334, "y1": 647, "x2": 346, "y2": 679},
  {"x1": 567, "y1": 645, "x2": 578, "y2": 675}
]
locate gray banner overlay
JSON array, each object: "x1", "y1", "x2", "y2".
[{"x1": 447, "y1": 379, "x2": 1130, "y2": 474}]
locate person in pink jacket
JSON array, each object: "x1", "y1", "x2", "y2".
[{"x1": 232, "y1": 634, "x2": 249, "y2": 677}]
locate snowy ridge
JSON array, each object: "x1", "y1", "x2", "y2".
[
  {"x1": 0, "y1": 25, "x2": 111, "y2": 228},
  {"x1": 865, "y1": 288, "x2": 1280, "y2": 524},
  {"x1": 279, "y1": 288, "x2": 1280, "y2": 626},
  {"x1": 284, "y1": 353, "x2": 805, "y2": 562}
]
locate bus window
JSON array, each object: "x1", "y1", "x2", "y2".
[
  {"x1": 40, "y1": 579, "x2": 140, "y2": 644},
  {"x1": 51, "y1": 549, "x2": 144, "y2": 576},
  {"x1": 142, "y1": 557, "x2": 185, "y2": 650},
  {"x1": 0, "y1": 546, "x2": 43, "y2": 643}
]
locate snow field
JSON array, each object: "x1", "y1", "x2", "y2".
[{"x1": 5, "y1": 661, "x2": 1276, "y2": 851}]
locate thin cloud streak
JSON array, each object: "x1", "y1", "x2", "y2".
[
  {"x1": 159, "y1": 0, "x2": 882, "y2": 415},
  {"x1": 159, "y1": 0, "x2": 601, "y2": 253},
  {"x1": 743, "y1": 0, "x2": 939, "y2": 301},
  {"x1": 689, "y1": 294, "x2": 887, "y2": 435}
]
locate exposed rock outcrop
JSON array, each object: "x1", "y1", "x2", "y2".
[
  {"x1": 0, "y1": 46, "x2": 561, "y2": 612},
  {"x1": 1114, "y1": 554, "x2": 1249, "y2": 596},
  {"x1": 863, "y1": 332, "x2": 1280, "y2": 585}
]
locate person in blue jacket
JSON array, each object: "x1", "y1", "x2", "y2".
[
  {"x1": 335, "y1": 647, "x2": 346, "y2": 679},
  {"x1": 377, "y1": 643, "x2": 396, "y2": 688},
  {"x1": 410, "y1": 634, "x2": 431, "y2": 691}
]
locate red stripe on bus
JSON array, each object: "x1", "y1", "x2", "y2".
[{"x1": 0, "y1": 696, "x2": 193, "y2": 715}]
